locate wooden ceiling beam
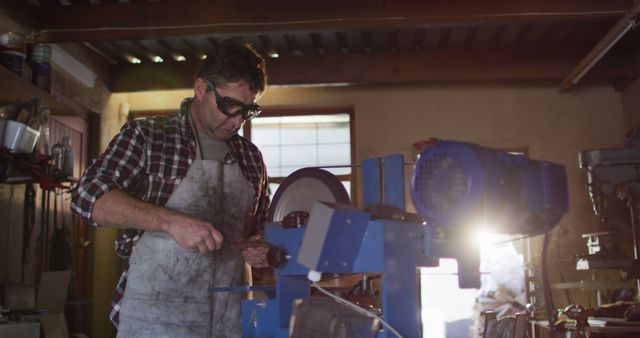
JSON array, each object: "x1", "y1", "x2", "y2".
[
  {"x1": 109, "y1": 48, "x2": 632, "y2": 92},
  {"x1": 336, "y1": 32, "x2": 350, "y2": 54},
  {"x1": 362, "y1": 31, "x2": 373, "y2": 53},
  {"x1": 284, "y1": 34, "x2": 303, "y2": 56},
  {"x1": 413, "y1": 28, "x2": 426, "y2": 51},
  {"x1": 33, "y1": 0, "x2": 633, "y2": 42},
  {"x1": 463, "y1": 27, "x2": 479, "y2": 48},
  {"x1": 437, "y1": 27, "x2": 452, "y2": 49},
  {"x1": 388, "y1": 30, "x2": 400, "y2": 52},
  {"x1": 310, "y1": 33, "x2": 326, "y2": 56}
]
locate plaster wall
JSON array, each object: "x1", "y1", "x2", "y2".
[
  {"x1": 89, "y1": 93, "x2": 128, "y2": 338},
  {"x1": 261, "y1": 85, "x2": 624, "y2": 307},
  {"x1": 622, "y1": 79, "x2": 640, "y2": 132}
]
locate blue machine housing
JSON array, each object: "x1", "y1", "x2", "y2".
[
  {"x1": 243, "y1": 217, "x2": 434, "y2": 338},
  {"x1": 241, "y1": 143, "x2": 570, "y2": 338},
  {"x1": 411, "y1": 140, "x2": 568, "y2": 235}
]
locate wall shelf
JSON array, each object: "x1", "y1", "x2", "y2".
[{"x1": 0, "y1": 66, "x2": 87, "y2": 117}]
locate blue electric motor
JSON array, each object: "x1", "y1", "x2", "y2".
[{"x1": 411, "y1": 140, "x2": 568, "y2": 235}]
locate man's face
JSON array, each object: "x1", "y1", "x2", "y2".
[{"x1": 193, "y1": 78, "x2": 258, "y2": 140}]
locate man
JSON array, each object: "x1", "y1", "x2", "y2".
[{"x1": 71, "y1": 39, "x2": 270, "y2": 337}]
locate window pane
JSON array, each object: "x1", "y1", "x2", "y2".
[
  {"x1": 259, "y1": 145, "x2": 281, "y2": 177},
  {"x1": 252, "y1": 127, "x2": 280, "y2": 146},
  {"x1": 280, "y1": 145, "x2": 318, "y2": 167},
  {"x1": 268, "y1": 182, "x2": 280, "y2": 198},
  {"x1": 280, "y1": 166, "x2": 304, "y2": 177},
  {"x1": 318, "y1": 144, "x2": 350, "y2": 165},
  {"x1": 250, "y1": 113, "x2": 352, "y2": 181},
  {"x1": 318, "y1": 126, "x2": 350, "y2": 143},
  {"x1": 280, "y1": 126, "x2": 317, "y2": 145}
]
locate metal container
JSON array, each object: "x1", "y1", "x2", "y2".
[
  {"x1": 31, "y1": 43, "x2": 51, "y2": 63},
  {"x1": 31, "y1": 61, "x2": 52, "y2": 92},
  {"x1": 0, "y1": 50, "x2": 25, "y2": 77},
  {"x1": 2, "y1": 120, "x2": 41, "y2": 153},
  {"x1": 0, "y1": 32, "x2": 26, "y2": 52}
]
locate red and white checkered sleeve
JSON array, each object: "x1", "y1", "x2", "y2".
[{"x1": 71, "y1": 122, "x2": 147, "y2": 226}]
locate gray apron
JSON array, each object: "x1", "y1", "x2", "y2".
[{"x1": 117, "y1": 133, "x2": 255, "y2": 338}]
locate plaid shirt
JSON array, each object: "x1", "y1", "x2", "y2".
[{"x1": 71, "y1": 98, "x2": 269, "y2": 328}]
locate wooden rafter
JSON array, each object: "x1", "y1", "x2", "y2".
[
  {"x1": 310, "y1": 33, "x2": 326, "y2": 55},
  {"x1": 463, "y1": 26, "x2": 479, "y2": 48},
  {"x1": 437, "y1": 27, "x2": 452, "y2": 49},
  {"x1": 388, "y1": 30, "x2": 399, "y2": 52},
  {"x1": 488, "y1": 26, "x2": 505, "y2": 48},
  {"x1": 284, "y1": 34, "x2": 303, "y2": 56},
  {"x1": 413, "y1": 28, "x2": 425, "y2": 51},
  {"x1": 32, "y1": 0, "x2": 632, "y2": 42},
  {"x1": 336, "y1": 32, "x2": 350, "y2": 54},
  {"x1": 362, "y1": 31, "x2": 373, "y2": 53},
  {"x1": 110, "y1": 48, "x2": 633, "y2": 92}
]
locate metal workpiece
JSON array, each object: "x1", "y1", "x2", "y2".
[
  {"x1": 222, "y1": 239, "x2": 272, "y2": 249},
  {"x1": 221, "y1": 240, "x2": 289, "y2": 268}
]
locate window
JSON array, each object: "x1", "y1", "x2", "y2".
[{"x1": 245, "y1": 108, "x2": 354, "y2": 199}]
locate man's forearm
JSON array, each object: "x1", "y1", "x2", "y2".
[
  {"x1": 92, "y1": 189, "x2": 225, "y2": 253},
  {"x1": 91, "y1": 189, "x2": 172, "y2": 232}
]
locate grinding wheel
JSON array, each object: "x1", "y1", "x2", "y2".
[{"x1": 268, "y1": 168, "x2": 351, "y2": 223}]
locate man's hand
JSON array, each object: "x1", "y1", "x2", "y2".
[
  {"x1": 165, "y1": 214, "x2": 224, "y2": 254},
  {"x1": 91, "y1": 190, "x2": 224, "y2": 254},
  {"x1": 242, "y1": 235, "x2": 269, "y2": 268}
]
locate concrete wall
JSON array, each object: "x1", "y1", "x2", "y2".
[{"x1": 622, "y1": 79, "x2": 640, "y2": 132}]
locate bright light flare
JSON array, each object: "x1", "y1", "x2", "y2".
[
  {"x1": 470, "y1": 222, "x2": 510, "y2": 248},
  {"x1": 267, "y1": 49, "x2": 280, "y2": 58},
  {"x1": 125, "y1": 55, "x2": 142, "y2": 64},
  {"x1": 172, "y1": 54, "x2": 186, "y2": 62}
]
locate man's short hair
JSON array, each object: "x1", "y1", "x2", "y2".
[{"x1": 195, "y1": 39, "x2": 267, "y2": 94}]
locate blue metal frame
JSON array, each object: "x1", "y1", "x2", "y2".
[
  {"x1": 240, "y1": 148, "x2": 568, "y2": 337},
  {"x1": 243, "y1": 154, "x2": 431, "y2": 338}
]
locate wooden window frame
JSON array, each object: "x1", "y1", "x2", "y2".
[{"x1": 245, "y1": 106, "x2": 357, "y2": 202}]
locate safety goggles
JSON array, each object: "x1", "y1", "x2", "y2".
[{"x1": 204, "y1": 79, "x2": 262, "y2": 120}]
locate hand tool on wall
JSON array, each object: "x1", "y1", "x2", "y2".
[{"x1": 21, "y1": 183, "x2": 36, "y2": 282}]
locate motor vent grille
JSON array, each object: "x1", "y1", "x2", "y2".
[{"x1": 413, "y1": 152, "x2": 469, "y2": 217}]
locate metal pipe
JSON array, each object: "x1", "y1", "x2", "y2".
[{"x1": 559, "y1": 4, "x2": 640, "y2": 91}]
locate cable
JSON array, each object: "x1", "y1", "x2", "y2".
[
  {"x1": 541, "y1": 231, "x2": 557, "y2": 338},
  {"x1": 553, "y1": 238, "x2": 574, "y2": 305},
  {"x1": 481, "y1": 233, "x2": 537, "y2": 247},
  {"x1": 312, "y1": 282, "x2": 404, "y2": 338},
  {"x1": 316, "y1": 272, "x2": 361, "y2": 283}
]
